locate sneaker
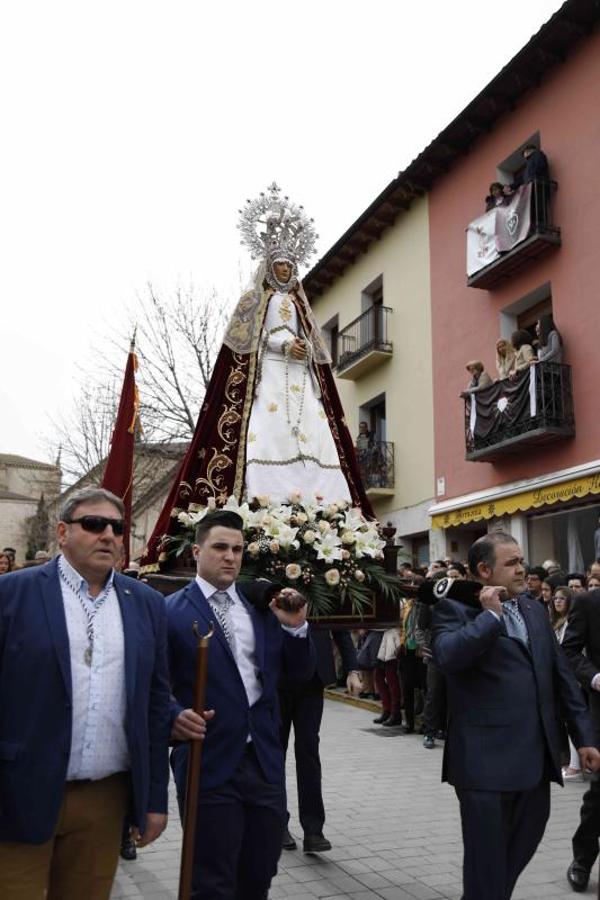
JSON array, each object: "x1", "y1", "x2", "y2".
[{"x1": 423, "y1": 735, "x2": 435, "y2": 749}]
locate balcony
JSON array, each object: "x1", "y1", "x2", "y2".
[
  {"x1": 464, "y1": 362, "x2": 574, "y2": 462},
  {"x1": 466, "y1": 180, "x2": 561, "y2": 290},
  {"x1": 356, "y1": 440, "x2": 395, "y2": 497},
  {"x1": 336, "y1": 306, "x2": 393, "y2": 379}
]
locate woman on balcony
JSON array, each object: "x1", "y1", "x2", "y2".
[
  {"x1": 495, "y1": 338, "x2": 516, "y2": 380},
  {"x1": 508, "y1": 330, "x2": 535, "y2": 378},
  {"x1": 535, "y1": 314, "x2": 563, "y2": 363}
]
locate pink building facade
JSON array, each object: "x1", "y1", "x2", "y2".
[{"x1": 428, "y1": 24, "x2": 600, "y2": 569}]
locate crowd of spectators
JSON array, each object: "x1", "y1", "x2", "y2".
[
  {"x1": 351, "y1": 551, "x2": 600, "y2": 773},
  {"x1": 460, "y1": 313, "x2": 563, "y2": 400}
]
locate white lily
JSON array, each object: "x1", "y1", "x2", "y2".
[{"x1": 315, "y1": 532, "x2": 343, "y2": 562}]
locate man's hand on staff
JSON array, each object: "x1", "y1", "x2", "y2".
[
  {"x1": 478, "y1": 586, "x2": 507, "y2": 617},
  {"x1": 171, "y1": 708, "x2": 215, "y2": 741},
  {"x1": 132, "y1": 813, "x2": 168, "y2": 848}
]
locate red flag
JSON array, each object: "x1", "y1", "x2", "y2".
[{"x1": 101, "y1": 336, "x2": 140, "y2": 567}]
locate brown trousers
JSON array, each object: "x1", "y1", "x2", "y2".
[{"x1": 0, "y1": 772, "x2": 130, "y2": 900}]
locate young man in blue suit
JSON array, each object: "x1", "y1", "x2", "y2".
[
  {"x1": 0, "y1": 486, "x2": 170, "y2": 900},
  {"x1": 167, "y1": 509, "x2": 315, "y2": 900},
  {"x1": 432, "y1": 531, "x2": 600, "y2": 900}
]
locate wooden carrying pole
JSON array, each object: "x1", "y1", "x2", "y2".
[{"x1": 178, "y1": 622, "x2": 213, "y2": 900}]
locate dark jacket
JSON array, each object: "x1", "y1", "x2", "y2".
[
  {"x1": 562, "y1": 589, "x2": 600, "y2": 739},
  {"x1": 511, "y1": 149, "x2": 549, "y2": 188},
  {"x1": 167, "y1": 580, "x2": 315, "y2": 794},
  {"x1": 0, "y1": 559, "x2": 170, "y2": 843},
  {"x1": 432, "y1": 595, "x2": 593, "y2": 792}
]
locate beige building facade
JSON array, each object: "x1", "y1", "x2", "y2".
[
  {"x1": 306, "y1": 195, "x2": 434, "y2": 566},
  {"x1": 0, "y1": 454, "x2": 62, "y2": 563}
]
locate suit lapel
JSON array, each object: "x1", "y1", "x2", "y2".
[
  {"x1": 115, "y1": 574, "x2": 138, "y2": 707},
  {"x1": 41, "y1": 561, "x2": 72, "y2": 702}
]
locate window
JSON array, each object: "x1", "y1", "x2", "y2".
[
  {"x1": 496, "y1": 131, "x2": 541, "y2": 185},
  {"x1": 321, "y1": 314, "x2": 339, "y2": 366},
  {"x1": 500, "y1": 282, "x2": 553, "y2": 349}
]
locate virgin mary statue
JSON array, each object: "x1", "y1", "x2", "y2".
[{"x1": 142, "y1": 184, "x2": 374, "y2": 570}]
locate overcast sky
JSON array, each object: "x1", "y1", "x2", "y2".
[{"x1": 1, "y1": 0, "x2": 562, "y2": 463}]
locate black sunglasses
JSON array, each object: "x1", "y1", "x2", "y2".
[{"x1": 66, "y1": 515, "x2": 125, "y2": 536}]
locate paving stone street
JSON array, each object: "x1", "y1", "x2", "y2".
[{"x1": 111, "y1": 698, "x2": 596, "y2": 900}]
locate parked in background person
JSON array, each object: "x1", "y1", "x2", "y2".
[
  {"x1": 0, "y1": 553, "x2": 12, "y2": 575},
  {"x1": 568, "y1": 574, "x2": 587, "y2": 593},
  {"x1": 541, "y1": 579, "x2": 554, "y2": 607},
  {"x1": 525, "y1": 567, "x2": 547, "y2": 602}
]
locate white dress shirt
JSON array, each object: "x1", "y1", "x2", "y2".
[
  {"x1": 195, "y1": 575, "x2": 308, "y2": 712},
  {"x1": 58, "y1": 554, "x2": 130, "y2": 780}
]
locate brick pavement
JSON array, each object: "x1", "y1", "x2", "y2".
[{"x1": 111, "y1": 699, "x2": 596, "y2": 899}]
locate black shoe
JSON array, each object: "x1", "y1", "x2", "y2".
[
  {"x1": 382, "y1": 715, "x2": 403, "y2": 727},
  {"x1": 435, "y1": 729, "x2": 446, "y2": 740},
  {"x1": 373, "y1": 712, "x2": 390, "y2": 724},
  {"x1": 120, "y1": 836, "x2": 137, "y2": 861},
  {"x1": 423, "y1": 735, "x2": 435, "y2": 749},
  {"x1": 567, "y1": 861, "x2": 590, "y2": 892},
  {"x1": 402, "y1": 725, "x2": 415, "y2": 734},
  {"x1": 282, "y1": 827, "x2": 297, "y2": 850},
  {"x1": 303, "y1": 834, "x2": 332, "y2": 853}
]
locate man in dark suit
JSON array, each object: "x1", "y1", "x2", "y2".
[
  {"x1": 0, "y1": 486, "x2": 170, "y2": 900},
  {"x1": 562, "y1": 588, "x2": 600, "y2": 891},
  {"x1": 167, "y1": 510, "x2": 315, "y2": 900},
  {"x1": 279, "y1": 628, "x2": 361, "y2": 852},
  {"x1": 432, "y1": 531, "x2": 599, "y2": 900}
]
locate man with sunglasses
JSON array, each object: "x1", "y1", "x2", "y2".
[{"x1": 0, "y1": 486, "x2": 170, "y2": 900}]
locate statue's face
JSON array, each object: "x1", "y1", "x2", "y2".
[{"x1": 272, "y1": 260, "x2": 293, "y2": 284}]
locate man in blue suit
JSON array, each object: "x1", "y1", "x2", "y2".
[
  {"x1": 167, "y1": 509, "x2": 315, "y2": 900},
  {"x1": 0, "y1": 486, "x2": 170, "y2": 900},
  {"x1": 432, "y1": 531, "x2": 600, "y2": 900}
]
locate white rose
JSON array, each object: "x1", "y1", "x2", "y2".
[
  {"x1": 296, "y1": 512, "x2": 308, "y2": 525},
  {"x1": 324, "y1": 568, "x2": 340, "y2": 586},
  {"x1": 341, "y1": 531, "x2": 356, "y2": 545},
  {"x1": 318, "y1": 521, "x2": 331, "y2": 534},
  {"x1": 354, "y1": 569, "x2": 366, "y2": 582},
  {"x1": 285, "y1": 563, "x2": 302, "y2": 580},
  {"x1": 269, "y1": 540, "x2": 280, "y2": 554},
  {"x1": 247, "y1": 541, "x2": 260, "y2": 557},
  {"x1": 303, "y1": 530, "x2": 317, "y2": 544}
]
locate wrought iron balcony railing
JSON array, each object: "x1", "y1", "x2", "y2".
[
  {"x1": 336, "y1": 306, "x2": 393, "y2": 379},
  {"x1": 467, "y1": 179, "x2": 561, "y2": 289},
  {"x1": 356, "y1": 440, "x2": 395, "y2": 493},
  {"x1": 464, "y1": 362, "x2": 574, "y2": 462}
]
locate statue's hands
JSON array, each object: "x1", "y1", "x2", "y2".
[{"x1": 289, "y1": 338, "x2": 308, "y2": 361}]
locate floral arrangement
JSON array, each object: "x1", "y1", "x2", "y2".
[{"x1": 164, "y1": 493, "x2": 405, "y2": 617}]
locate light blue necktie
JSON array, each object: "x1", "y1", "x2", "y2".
[{"x1": 502, "y1": 599, "x2": 529, "y2": 647}]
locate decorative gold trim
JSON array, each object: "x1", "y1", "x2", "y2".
[{"x1": 234, "y1": 292, "x2": 270, "y2": 499}]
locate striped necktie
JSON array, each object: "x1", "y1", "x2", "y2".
[
  {"x1": 502, "y1": 599, "x2": 529, "y2": 646},
  {"x1": 208, "y1": 590, "x2": 237, "y2": 656}
]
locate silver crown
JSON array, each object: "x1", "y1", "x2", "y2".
[{"x1": 238, "y1": 182, "x2": 319, "y2": 267}]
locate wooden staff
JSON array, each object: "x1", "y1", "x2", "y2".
[{"x1": 178, "y1": 621, "x2": 214, "y2": 900}]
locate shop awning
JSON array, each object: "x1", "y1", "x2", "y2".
[{"x1": 431, "y1": 471, "x2": 600, "y2": 530}]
